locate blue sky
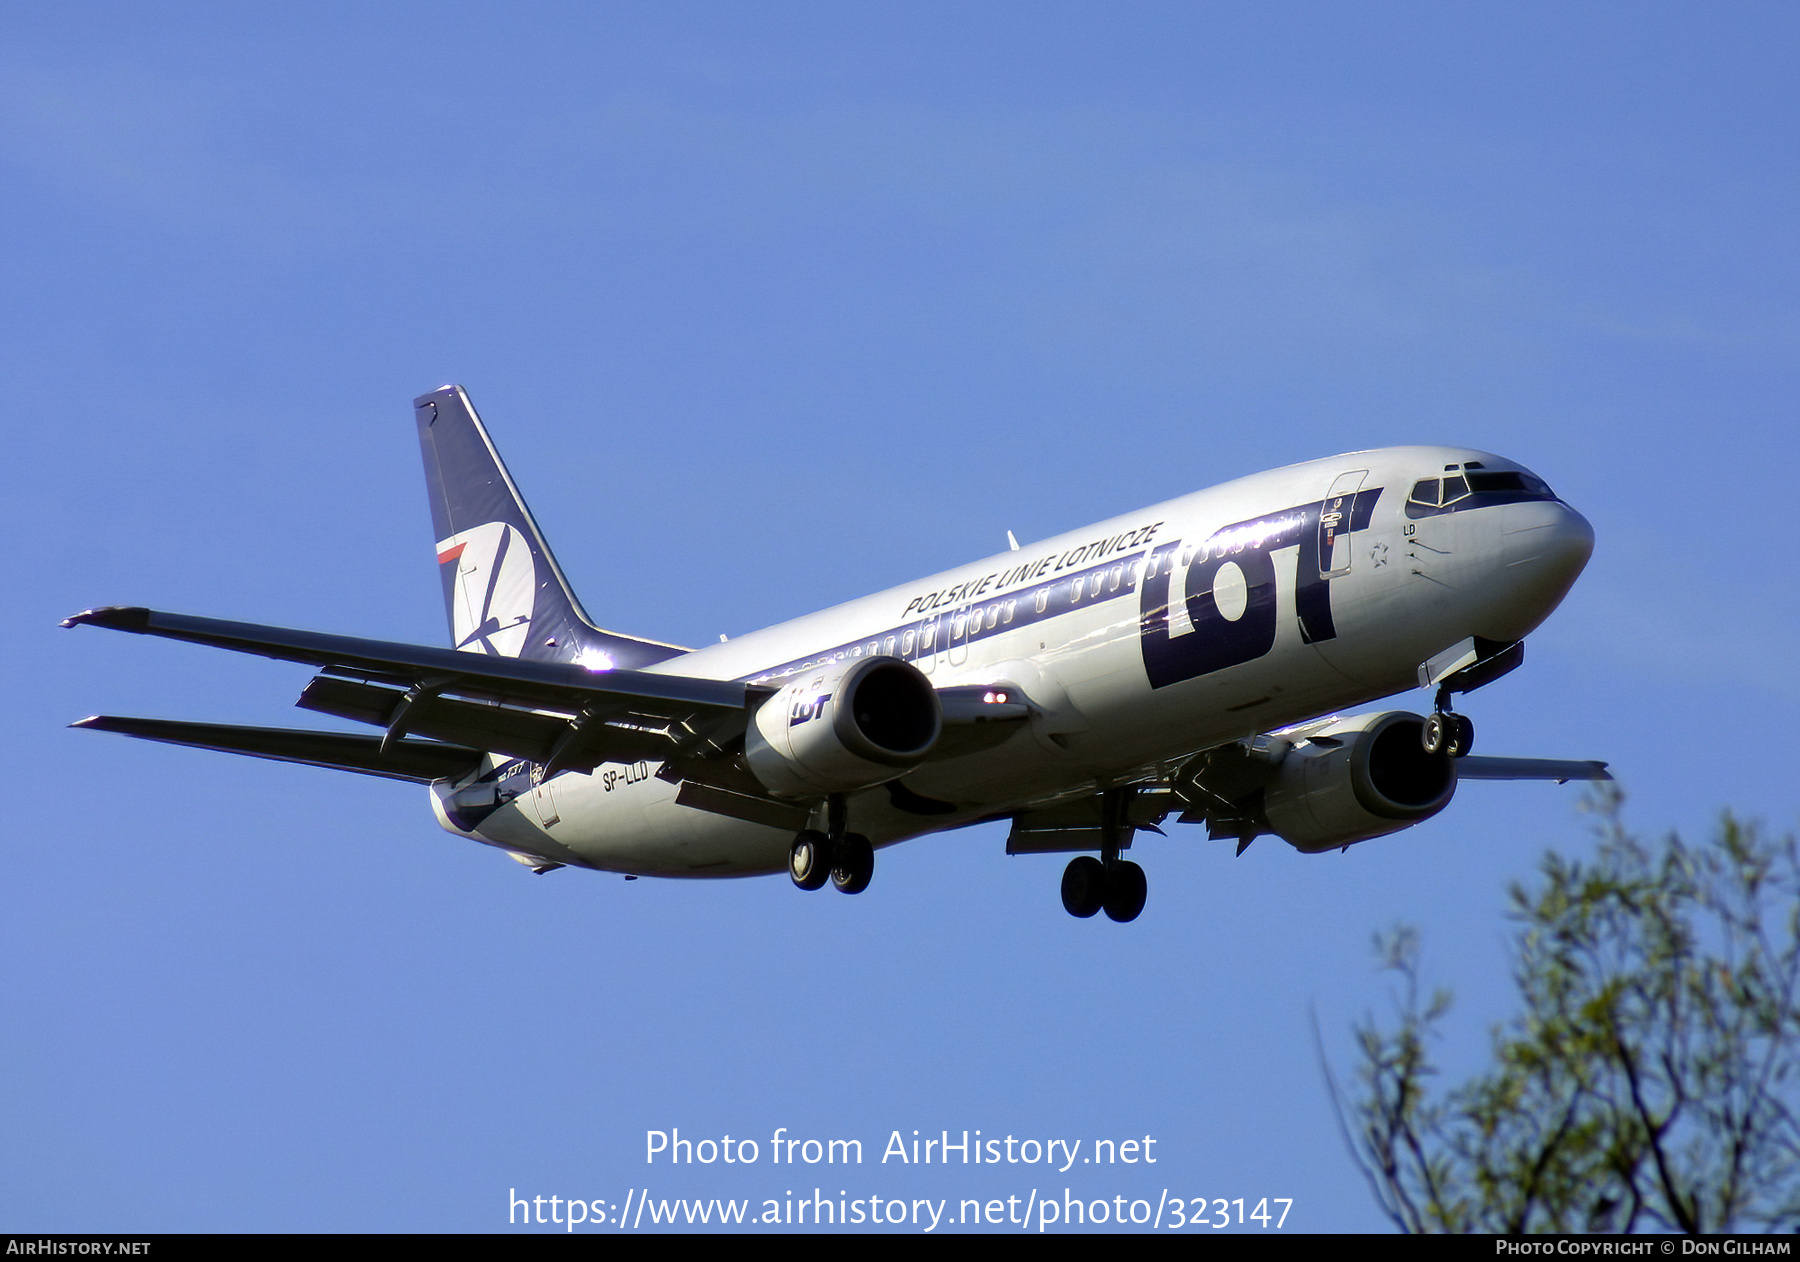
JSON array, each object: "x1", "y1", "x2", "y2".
[{"x1": 5, "y1": 2, "x2": 1796, "y2": 1233}]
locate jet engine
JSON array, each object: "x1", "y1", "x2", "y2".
[
  {"x1": 1262, "y1": 710, "x2": 1456, "y2": 852},
  {"x1": 744, "y1": 656, "x2": 942, "y2": 798}
]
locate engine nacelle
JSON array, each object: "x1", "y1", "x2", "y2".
[
  {"x1": 1263, "y1": 711, "x2": 1456, "y2": 853},
  {"x1": 744, "y1": 656, "x2": 942, "y2": 799}
]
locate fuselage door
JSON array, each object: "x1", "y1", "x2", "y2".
[
  {"x1": 1319, "y1": 470, "x2": 1368, "y2": 579},
  {"x1": 530, "y1": 765, "x2": 560, "y2": 827},
  {"x1": 915, "y1": 614, "x2": 940, "y2": 675},
  {"x1": 947, "y1": 608, "x2": 971, "y2": 667}
]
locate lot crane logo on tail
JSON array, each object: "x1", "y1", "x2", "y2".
[{"x1": 437, "y1": 521, "x2": 536, "y2": 657}]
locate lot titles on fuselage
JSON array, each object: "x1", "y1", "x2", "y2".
[{"x1": 748, "y1": 485, "x2": 1379, "y2": 695}]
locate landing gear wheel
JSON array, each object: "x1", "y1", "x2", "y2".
[
  {"x1": 1423, "y1": 709, "x2": 1475, "y2": 758},
  {"x1": 1102, "y1": 860, "x2": 1147, "y2": 923},
  {"x1": 830, "y1": 833, "x2": 874, "y2": 894},
  {"x1": 1436, "y1": 713, "x2": 1468, "y2": 758},
  {"x1": 789, "y1": 830, "x2": 832, "y2": 891},
  {"x1": 1060, "y1": 856, "x2": 1106, "y2": 918},
  {"x1": 1421, "y1": 712, "x2": 1450, "y2": 756},
  {"x1": 1452, "y1": 713, "x2": 1475, "y2": 758}
]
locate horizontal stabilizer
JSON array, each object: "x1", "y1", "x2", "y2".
[
  {"x1": 1455, "y1": 756, "x2": 1612, "y2": 783},
  {"x1": 71, "y1": 716, "x2": 485, "y2": 784}
]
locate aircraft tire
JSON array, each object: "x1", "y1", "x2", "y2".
[
  {"x1": 1102, "y1": 860, "x2": 1147, "y2": 923},
  {"x1": 830, "y1": 833, "x2": 875, "y2": 894},
  {"x1": 1452, "y1": 714, "x2": 1475, "y2": 758},
  {"x1": 1060, "y1": 855, "x2": 1107, "y2": 918},
  {"x1": 789, "y1": 830, "x2": 832, "y2": 891},
  {"x1": 1421, "y1": 712, "x2": 1449, "y2": 756}
]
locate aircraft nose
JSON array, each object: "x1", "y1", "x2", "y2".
[
  {"x1": 1504, "y1": 499, "x2": 1593, "y2": 569},
  {"x1": 1499, "y1": 499, "x2": 1594, "y2": 617}
]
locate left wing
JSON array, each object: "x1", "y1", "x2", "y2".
[
  {"x1": 63, "y1": 605, "x2": 755, "y2": 777},
  {"x1": 63, "y1": 606, "x2": 1032, "y2": 802}
]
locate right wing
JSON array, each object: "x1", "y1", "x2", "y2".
[{"x1": 1454, "y1": 756, "x2": 1612, "y2": 783}]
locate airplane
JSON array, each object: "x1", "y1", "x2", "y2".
[{"x1": 64, "y1": 385, "x2": 1608, "y2": 922}]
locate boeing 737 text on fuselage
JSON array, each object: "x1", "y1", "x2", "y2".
[{"x1": 65, "y1": 386, "x2": 1607, "y2": 922}]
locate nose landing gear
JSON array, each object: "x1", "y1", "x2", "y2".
[
  {"x1": 789, "y1": 795, "x2": 875, "y2": 895},
  {"x1": 1421, "y1": 686, "x2": 1476, "y2": 759}
]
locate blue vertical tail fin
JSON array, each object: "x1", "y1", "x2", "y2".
[{"x1": 414, "y1": 385, "x2": 685, "y2": 671}]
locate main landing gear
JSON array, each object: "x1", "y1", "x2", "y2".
[
  {"x1": 1060, "y1": 855, "x2": 1147, "y2": 923},
  {"x1": 789, "y1": 796, "x2": 875, "y2": 895},
  {"x1": 1421, "y1": 685, "x2": 1476, "y2": 759},
  {"x1": 1058, "y1": 787, "x2": 1147, "y2": 923}
]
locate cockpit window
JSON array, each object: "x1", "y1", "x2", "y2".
[
  {"x1": 1468, "y1": 470, "x2": 1553, "y2": 497},
  {"x1": 1406, "y1": 464, "x2": 1557, "y2": 519}
]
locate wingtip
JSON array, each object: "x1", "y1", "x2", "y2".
[{"x1": 61, "y1": 606, "x2": 151, "y2": 632}]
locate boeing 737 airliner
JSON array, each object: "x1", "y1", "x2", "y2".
[{"x1": 65, "y1": 386, "x2": 1606, "y2": 921}]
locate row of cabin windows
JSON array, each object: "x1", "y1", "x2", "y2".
[{"x1": 829, "y1": 561, "x2": 1140, "y2": 667}]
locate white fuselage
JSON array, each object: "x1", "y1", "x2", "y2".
[{"x1": 431, "y1": 445, "x2": 1593, "y2": 876}]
